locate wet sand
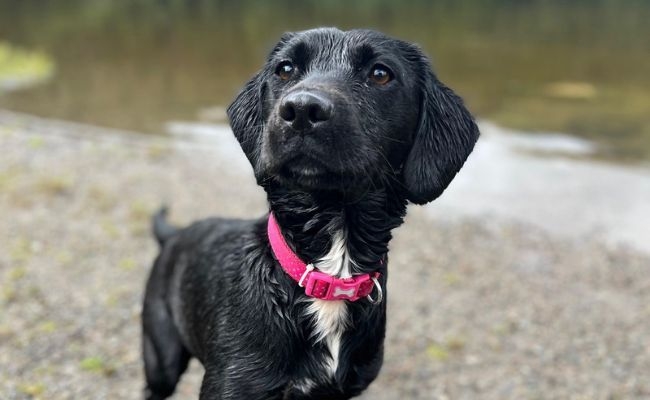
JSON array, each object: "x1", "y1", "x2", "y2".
[{"x1": 1, "y1": 110, "x2": 649, "y2": 399}]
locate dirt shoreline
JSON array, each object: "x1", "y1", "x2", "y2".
[{"x1": 1, "y1": 111, "x2": 649, "y2": 399}]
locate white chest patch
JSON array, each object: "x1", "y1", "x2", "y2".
[
  {"x1": 305, "y1": 299, "x2": 348, "y2": 378},
  {"x1": 304, "y1": 230, "x2": 357, "y2": 379},
  {"x1": 314, "y1": 230, "x2": 356, "y2": 278}
]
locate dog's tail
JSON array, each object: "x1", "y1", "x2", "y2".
[{"x1": 152, "y1": 206, "x2": 177, "y2": 247}]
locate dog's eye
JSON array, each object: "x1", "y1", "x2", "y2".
[
  {"x1": 369, "y1": 64, "x2": 393, "y2": 85},
  {"x1": 275, "y1": 61, "x2": 295, "y2": 80}
]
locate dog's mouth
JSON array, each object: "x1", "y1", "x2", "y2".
[
  {"x1": 284, "y1": 154, "x2": 328, "y2": 173},
  {"x1": 274, "y1": 155, "x2": 346, "y2": 190},
  {"x1": 280, "y1": 155, "x2": 328, "y2": 178}
]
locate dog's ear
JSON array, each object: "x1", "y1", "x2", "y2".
[
  {"x1": 227, "y1": 32, "x2": 296, "y2": 172},
  {"x1": 402, "y1": 58, "x2": 479, "y2": 205},
  {"x1": 227, "y1": 71, "x2": 264, "y2": 168}
]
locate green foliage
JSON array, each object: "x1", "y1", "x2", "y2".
[
  {"x1": 17, "y1": 382, "x2": 45, "y2": 397},
  {"x1": 426, "y1": 336, "x2": 466, "y2": 362},
  {"x1": 0, "y1": 42, "x2": 54, "y2": 90},
  {"x1": 79, "y1": 356, "x2": 115, "y2": 376},
  {"x1": 426, "y1": 343, "x2": 450, "y2": 361}
]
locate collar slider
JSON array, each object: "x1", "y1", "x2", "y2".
[{"x1": 298, "y1": 263, "x2": 315, "y2": 287}]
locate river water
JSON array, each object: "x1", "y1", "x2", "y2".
[{"x1": 1, "y1": 0, "x2": 649, "y2": 161}]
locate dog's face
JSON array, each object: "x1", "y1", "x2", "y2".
[{"x1": 228, "y1": 28, "x2": 479, "y2": 204}]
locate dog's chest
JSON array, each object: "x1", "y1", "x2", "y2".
[
  {"x1": 308, "y1": 231, "x2": 355, "y2": 372},
  {"x1": 292, "y1": 233, "x2": 355, "y2": 393},
  {"x1": 290, "y1": 230, "x2": 372, "y2": 395},
  {"x1": 288, "y1": 299, "x2": 349, "y2": 396},
  {"x1": 305, "y1": 299, "x2": 348, "y2": 375}
]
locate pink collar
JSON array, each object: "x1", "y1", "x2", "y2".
[{"x1": 267, "y1": 212, "x2": 382, "y2": 303}]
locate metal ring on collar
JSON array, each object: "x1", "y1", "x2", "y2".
[{"x1": 366, "y1": 277, "x2": 383, "y2": 305}]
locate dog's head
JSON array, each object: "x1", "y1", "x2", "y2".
[{"x1": 227, "y1": 28, "x2": 479, "y2": 204}]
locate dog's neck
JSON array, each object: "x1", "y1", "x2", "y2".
[{"x1": 267, "y1": 184, "x2": 407, "y2": 276}]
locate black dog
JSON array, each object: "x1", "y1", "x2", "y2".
[{"x1": 142, "y1": 28, "x2": 478, "y2": 400}]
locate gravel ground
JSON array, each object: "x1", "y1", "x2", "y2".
[{"x1": 1, "y1": 111, "x2": 649, "y2": 399}]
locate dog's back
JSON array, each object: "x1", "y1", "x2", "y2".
[{"x1": 143, "y1": 213, "x2": 263, "y2": 399}]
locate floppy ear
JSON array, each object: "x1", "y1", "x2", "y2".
[
  {"x1": 402, "y1": 62, "x2": 479, "y2": 205},
  {"x1": 227, "y1": 72, "x2": 265, "y2": 169},
  {"x1": 227, "y1": 32, "x2": 296, "y2": 174}
]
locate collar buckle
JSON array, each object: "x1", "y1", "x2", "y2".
[{"x1": 302, "y1": 270, "x2": 380, "y2": 302}]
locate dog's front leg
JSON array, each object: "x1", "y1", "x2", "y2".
[{"x1": 199, "y1": 363, "x2": 286, "y2": 400}]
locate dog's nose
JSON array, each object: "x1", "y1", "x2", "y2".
[{"x1": 279, "y1": 91, "x2": 333, "y2": 131}]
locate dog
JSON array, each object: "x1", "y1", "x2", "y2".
[{"x1": 142, "y1": 27, "x2": 479, "y2": 400}]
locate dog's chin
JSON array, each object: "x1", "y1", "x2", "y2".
[
  {"x1": 276, "y1": 158, "x2": 340, "y2": 191},
  {"x1": 264, "y1": 155, "x2": 357, "y2": 193}
]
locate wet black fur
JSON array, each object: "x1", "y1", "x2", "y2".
[{"x1": 142, "y1": 28, "x2": 479, "y2": 399}]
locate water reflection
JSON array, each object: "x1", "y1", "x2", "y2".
[{"x1": 0, "y1": 0, "x2": 648, "y2": 160}]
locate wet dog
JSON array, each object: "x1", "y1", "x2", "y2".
[{"x1": 142, "y1": 27, "x2": 479, "y2": 399}]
